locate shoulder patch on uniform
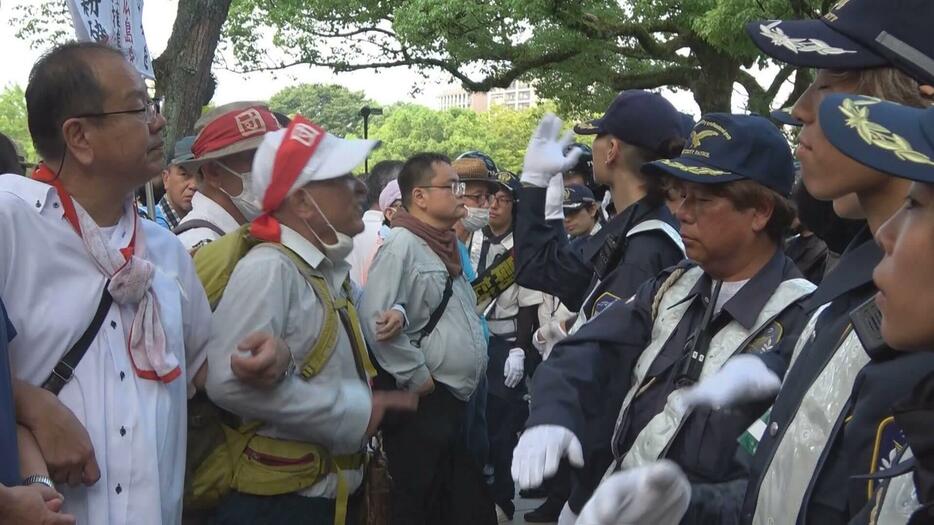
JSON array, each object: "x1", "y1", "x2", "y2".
[
  {"x1": 591, "y1": 291, "x2": 621, "y2": 318},
  {"x1": 746, "y1": 321, "x2": 784, "y2": 354},
  {"x1": 868, "y1": 416, "x2": 909, "y2": 498}
]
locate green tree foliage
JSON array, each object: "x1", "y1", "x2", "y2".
[
  {"x1": 366, "y1": 100, "x2": 587, "y2": 173},
  {"x1": 269, "y1": 83, "x2": 375, "y2": 137},
  {"x1": 226, "y1": 0, "x2": 828, "y2": 115},
  {"x1": 0, "y1": 85, "x2": 36, "y2": 163}
]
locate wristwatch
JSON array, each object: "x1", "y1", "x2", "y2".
[{"x1": 23, "y1": 474, "x2": 55, "y2": 490}]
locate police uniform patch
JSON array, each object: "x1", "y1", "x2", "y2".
[
  {"x1": 591, "y1": 292, "x2": 621, "y2": 318},
  {"x1": 746, "y1": 321, "x2": 784, "y2": 354},
  {"x1": 868, "y1": 416, "x2": 909, "y2": 498}
]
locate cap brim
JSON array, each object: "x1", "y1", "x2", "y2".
[
  {"x1": 746, "y1": 19, "x2": 887, "y2": 70},
  {"x1": 563, "y1": 203, "x2": 585, "y2": 211},
  {"x1": 820, "y1": 93, "x2": 934, "y2": 184},
  {"x1": 574, "y1": 119, "x2": 603, "y2": 135},
  {"x1": 314, "y1": 137, "x2": 381, "y2": 180},
  {"x1": 771, "y1": 108, "x2": 802, "y2": 127},
  {"x1": 178, "y1": 135, "x2": 266, "y2": 170},
  {"x1": 642, "y1": 156, "x2": 744, "y2": 186}
]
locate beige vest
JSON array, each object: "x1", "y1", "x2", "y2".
[
  {"x1": 608, "y1": 266, "x2": 814, "y2": 470},
  {"x1": 753, "y1": 325, "x2": 871, "y2": 525}
]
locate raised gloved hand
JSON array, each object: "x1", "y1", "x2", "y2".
[
  {"x1": 504, "y1": 348, "x2": 525, "y2": 388},
  {"x1": 678, "y1": 354, "x2": 781, "y2": 411},
  {"x1": 576, "y1": 460, "x2": 691, "y2": 525},
  {"x1": 533, "y1": 322, "x2": 568, "y2": 360},
  {"x1": 512, "y1": 425, "x2": 584, "y2": 489},
  {"x1": 521, "y1": 113, "x2": 583, "y2": 188}
]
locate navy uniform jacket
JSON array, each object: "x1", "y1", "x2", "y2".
[
  {"x1": 514, "y1": 186, "x2": 683, "y2": 315},
  {"x1": 703, "y1": 229, "x2": 934, "y2": 525},
  {"x1": 527, "y1": 248, "x2": 810, "y2": 487}
]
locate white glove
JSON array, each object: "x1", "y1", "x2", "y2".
[
  {"x1": 504, "y1": 348, "x2": 525, "y2": 388},
  {"x1": 512, "y1": 425, "x2": 584, "y2": 489},
  {"x1": 545, "y1": 173, "x2": 566, "y2": 221},
  {"x1": 521, "y1": 113, "x2": 584, "y2": 188},
  {"x1": 678, "y1": 354, "x2": 781, "y2": 411},
  {"x1": 533, "y1": 322, "x2": 569, "y2": 360},
  {"x1": 576, "y1": 460, "x2": 691, "y2": 525}
]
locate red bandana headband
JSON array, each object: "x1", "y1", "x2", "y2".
[
  {"x1": 250, "y1": 115, "x2": 327, "y2": 242},
  {"x1": 191, "y1": 106, "x2": 281, "y2": 159}
]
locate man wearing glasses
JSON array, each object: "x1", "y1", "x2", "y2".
[{"x1": 361, "y1": 153, "x2": 494, "y2": 524}]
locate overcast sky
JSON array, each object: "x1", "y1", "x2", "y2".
[{"x1": 0, "y1": 0, "x2": 787, "y2": 118}]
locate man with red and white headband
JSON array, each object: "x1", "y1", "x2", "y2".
[
  {"x1": 0, "y1": 42, "x2": 293, "y2": 525},
  {"x1": 174, "y1": 101, "x2": 282, "y2": 252},
  {"x1": 204, "y1": 116, "x2": 418, "y2": 523}
]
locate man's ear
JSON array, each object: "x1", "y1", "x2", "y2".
[
  {"x1": 750, "y1": 196, "x2": 776, "y2": 234},
  {"x1": 199, "y1": 163, "x2": 223, "y2": 189},
  {"x1": 606, "y1": 138, "x2": 621, "y2": 166},
  {"x1": 920, "y1": 85, "x2": 934, "y2": 99},
  {"x1": 61, "y1": 118, "x2": 94, "y2": 166}
]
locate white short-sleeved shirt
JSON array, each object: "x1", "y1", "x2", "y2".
[{"x1": 0, "y1": 174, "x2": 212, "y2": 525}]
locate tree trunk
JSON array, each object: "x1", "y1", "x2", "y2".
[
  {"x1": 688, "y1": 40, "x2": 740, "y2": 114},
  {"x1": 152, "y1": 0, "x2": 232, "y2": 163}
]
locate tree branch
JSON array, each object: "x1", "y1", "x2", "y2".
[{"x1": 609, "y1": 66, "x2": 697, "y2": 91}]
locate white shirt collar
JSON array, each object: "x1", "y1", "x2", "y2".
[
  {"x1": 185, "y1": 192, "x2": 241, "y2": 233},
  {"x1": 280, "y1": 224, "x2": 351, "y2": 293},
  {"x1": 363, "y1": 210, "x2": 384, "y2": 223}
]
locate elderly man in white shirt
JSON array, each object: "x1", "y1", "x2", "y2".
[
  {"x1": 174, "y1": 102, "x2": 283, "y2": 252},
  {"x1": 1, "y1": 42, "x2": 289, "y2": 525},
  {"x1": 204, "y1": 116, "x2": 417, "y2": 524}
]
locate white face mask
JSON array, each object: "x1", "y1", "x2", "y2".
[
  {"x1": 461, "y1": 206, "x2": 490, "y2": 233},
  {"x1": 301, "y1": 189, "x2": 355, "y2": 262},
  {"x1": 216, "y1": 162, "x2": 263, "y2": 220}
]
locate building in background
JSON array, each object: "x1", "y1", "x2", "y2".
[{"x1": 436, "y1": 81, "x2": 539, "y2": 112}]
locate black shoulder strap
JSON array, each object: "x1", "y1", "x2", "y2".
[
  {"x1": 172, "y1": 219, "x2": 226, "y2": 237},
  {"x1": 42, "y1": 284, "x2": 114, "y2": 395},
  {"x1": 413, "y1": 276, "x2": 454, "y2": 348}
]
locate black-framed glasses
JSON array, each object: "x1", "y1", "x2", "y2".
[
  {"x1": 71, "y1": 98, "x2": 162, "y2": 123},
  {"x1": 492, "y1": 195, "x2": 514, "y2": 206},
  {"x1": 416, "y1": 181, "x2": 466, "y2": 198}
]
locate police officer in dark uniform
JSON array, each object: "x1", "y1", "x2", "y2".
[
  {"x1": 562, "y1": 184, "x2": 602, "y2": 259},
  {"x1": 667, "y1": 4, "x2": 934, "y2": 524},
  {"x1": 473, "y1": 171, "x2": 544, "y2": 521},
  {"x1": 512, "y1": 97, "x2": 687, "y2": 519},
  {"x1": 819, "y1": 94, "x2": 934, "y2": 524},
  {"x1": 513, "y1": 114, "x2": 816, "y2": 525}
]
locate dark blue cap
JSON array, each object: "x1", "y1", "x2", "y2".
[
  {"x1": 491, "y1": 170, "x2": 523, "y2": 198},
  {"x1": 820, "y1": 93, "x2": 934, "y2": 184},
  {"x1": 642, "y1": 113, "x2": 796, "y2": 196},
  {"x1": 170, "y1": 136, "x2": 195, "y2": 165},
  {"x1": 679, "y1": 112, "x2": 697, "y2": 137},
  {"x1": 562, "y1": 184, "x2": 596, "y2": 211},
  {"x1": 574, "y1": 90, "x2": 685, "y2": 156},
  {"x1": 747, "y1": 0, "x2": 934, "y2": 86}
]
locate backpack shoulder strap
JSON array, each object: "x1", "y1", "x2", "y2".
[
  {"x1": 173, "y1": 219, "x2": 226, "y2": 237},
  {"x1": 260, "y1": 243, "x2": 342, "y2": 379},
  {"x1": 413, "y1": 275, "x2": 454, "y2": 348}
]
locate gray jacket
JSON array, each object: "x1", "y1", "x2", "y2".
[{"x1": 360, "y1": 227, "x2": 487, "y2": 401}]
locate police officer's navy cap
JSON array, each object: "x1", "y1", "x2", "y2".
[
  {"x1": 746, "y1": 0, "x2": 934, "y2": 86},
  {"x1": 642, "y1": 113, "x2": 796, "y2": 196},
  {"x1": 170, "y1": 135, "x2": 196, "y2": 166},
  {"x1": 820, "y1": 93, "x2": 934, "y2": 184},
  {"x1": 491, "y1": 170, "x2": 523, "y2": 199},
  {"x1": 574, "y1": 90, "x2": 685, "y2": 155},
  {"x1": 562, "y1": 184, "x2": 596, "y2": 211},
  {"x1": 771, "y1": 107, "x2": 802, "y2": 127}
]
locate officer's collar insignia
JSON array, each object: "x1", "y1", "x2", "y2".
[
  {"x1": 758, "y1": 20, "x2": 858, "y2": 56},
  {"x1": 840, "y1": 97, "x2": 934, "y2": 167},
  {"x1": 747, "y1": 321, "x2": 783, "y2": 354},
  {"x1": 657, "y1": 159, "x2": 730, "y2": 177}
]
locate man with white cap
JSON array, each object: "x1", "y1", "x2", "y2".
[
  {"x1": 174, "y1": 101, "x2": 282, "y2": 252},
  {"x1": 204, "y1": 116, "x2": 417, "y2": 523}
]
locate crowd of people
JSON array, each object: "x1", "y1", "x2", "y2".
[{"x1": 0, "y1": 0, "x2": 933, "y2": 524}]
